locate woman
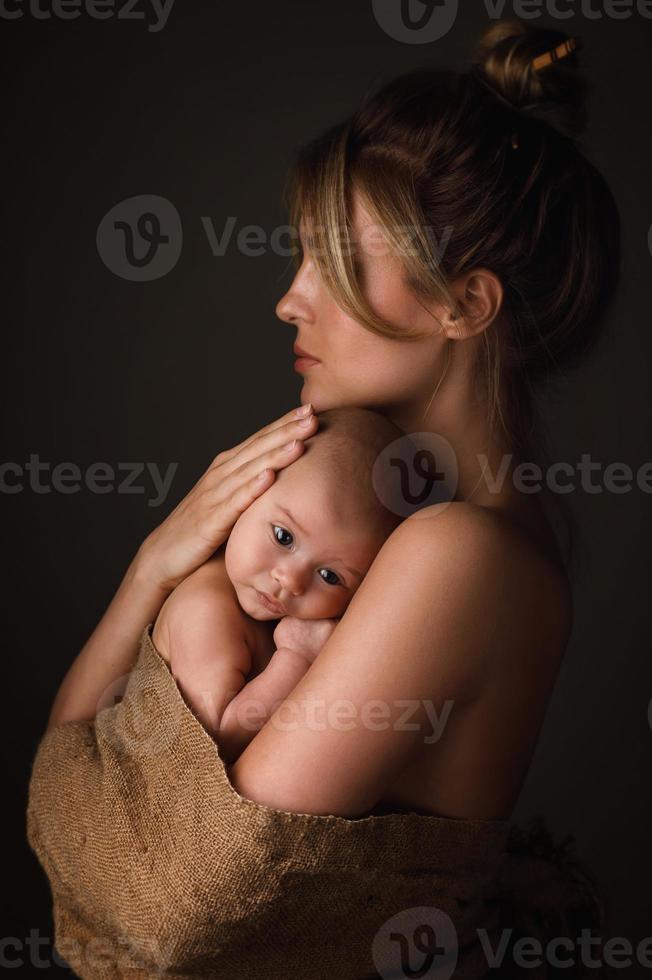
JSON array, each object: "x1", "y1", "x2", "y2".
[{"x1": 32, "y1": 19, "x2": 620, "y2": 978}]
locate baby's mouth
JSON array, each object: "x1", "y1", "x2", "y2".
[{"x1": 254, "y1": 588, "x2": 286, "y2": 616}]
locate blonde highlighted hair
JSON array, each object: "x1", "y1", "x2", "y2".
[{"x1": 284, "y1": 20, "x2": 621, "y2": 473}]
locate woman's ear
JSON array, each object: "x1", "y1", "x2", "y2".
[{"x1": 441, "y1": 268, "x2": 504, "y2": 341}]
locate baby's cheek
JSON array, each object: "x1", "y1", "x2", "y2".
[
  {"x1": 223, "y1": 532, "x2": 238, "y2": 578},
  {"x1": 310, "y1": 590, "x2": 350, "y2": 620},
  {"x1": 224, "y1": 530, "x2": 249, "y2": 583},
  {"x1": 151, "y1": 614, "x2": 171, "y2": 665}
]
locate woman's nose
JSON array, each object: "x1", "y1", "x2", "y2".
[{"x1": 275, "y1": 262, "x2": 316, "y2": 326}]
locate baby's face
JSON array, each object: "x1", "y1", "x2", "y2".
[{"x1": 224, "y1": 462, "x2": 386, "y2": 621}]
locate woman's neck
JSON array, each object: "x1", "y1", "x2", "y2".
[
  {"x1": 383, "y1": 368, "x2": 568, "y2": 571},
  {"x1": 385, "y1": 363, "x2": 518, "y2": 511}
]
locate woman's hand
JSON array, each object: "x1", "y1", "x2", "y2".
[
  {"x1": 272, "y1": 617, "x2": 340, "y2": 665},
  {"x1": 137, "y1": 404, "x2": 318, "y2": 592}
]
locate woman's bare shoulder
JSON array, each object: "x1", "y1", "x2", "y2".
[
  {"x1": 399, "y1": 499, "x2": 573, "y2": 665},
  {"x1": 362, "y1": 501, "x2": 572, "y2": 819}
]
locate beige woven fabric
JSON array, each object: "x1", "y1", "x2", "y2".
[{"x1": 26, "y1": 624, "x2": 602, "y2": 979}]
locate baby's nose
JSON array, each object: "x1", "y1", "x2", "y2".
[{"x1": 273, "y1": 564, "x2": 306, "y2": 596}]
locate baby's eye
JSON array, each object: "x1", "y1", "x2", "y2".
[
  {"x1": 272, "y1": 525, "x2": 293, "y2": 547},
  {"x1": 319, "y1": 568, "x2": 342, "y2": 587}
]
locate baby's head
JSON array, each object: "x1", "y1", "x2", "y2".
[{"x1": 225, "y1": 407, "x2": 404, "y2": 621}]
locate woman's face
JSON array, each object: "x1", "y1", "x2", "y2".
[{"x1": 275, "y1": 191, "x2": 445, "y2": 416}]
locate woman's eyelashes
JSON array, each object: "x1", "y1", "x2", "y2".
[{"x1": 270, "y1": 524, "x2": 344, "y2": 588}]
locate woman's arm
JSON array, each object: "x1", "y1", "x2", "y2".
[
  {"x1": 46, "y1": 548, "x2": 172, "y2": 729},
  {"x1": 45, "y1": 404, "x2": 319, "y2": 731},
  {"x1": 227, "y1": 503, "x2": 515, "y2": 817}
]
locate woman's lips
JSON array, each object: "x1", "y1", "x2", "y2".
[
  {"x1": 293, "y1": 344, "x2": 320, "y2": 372},
  {"x1": 293, "y1": 356, "x2": 320, "y2": 373},
  {"x1": 293, "y1": 343, "x2": 316, "y2": 358}
]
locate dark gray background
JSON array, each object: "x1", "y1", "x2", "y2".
[{"x1": 5, "y1": 0, "x2": 651, "y2": 972}]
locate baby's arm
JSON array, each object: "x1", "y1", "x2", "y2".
[
  {"x1": 152, "y1": 571, "x2": 252, "y2": 741},
  {"x1": 153, "y1": 569, "x2": 340, "y2": 761},
  {"x1": 218, "y1": 647, "x2": 312, "y2": 760},
  {"x1": 218, "y1": 617, "x2": 340, "y2": 760}
]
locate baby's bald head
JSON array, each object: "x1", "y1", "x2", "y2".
[{"x1": 282, "y1": 406, "x2": 405, "y2": 541}]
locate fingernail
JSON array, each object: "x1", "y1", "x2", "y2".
[
  {"x1": 296, "y1": 403, "x2": 312, "y2": 417},
  {"x1": 257, "y1": 469, "x2": 270, "y2": 483},
  {"x1": 298, "y1": 415, "x2": 314, "y2": 427},
  {"x1": 284, "y1": 440, "x2": 297, "y2": 452}
]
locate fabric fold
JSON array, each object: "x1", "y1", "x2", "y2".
[{"x1": 27, "y1": 624, "x2": 604, "y2": 979}]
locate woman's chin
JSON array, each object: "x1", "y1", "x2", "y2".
[
  {"x1": 300, "y1": 386, "x2": 372, "y2": 415},
  {"x1": 298, "y1": 377, "x2": 317, "y2": 402},
  {"x1": 298, "y1": 378, "x2": 350, "y2": 413}
]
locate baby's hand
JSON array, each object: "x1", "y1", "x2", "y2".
[{"x1": 272, "y1": 617, "x2": 339, "y2": 665}]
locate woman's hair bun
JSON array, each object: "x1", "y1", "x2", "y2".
[{"x1": 471, "y1": 20, "x2": 589, "y2": 139}]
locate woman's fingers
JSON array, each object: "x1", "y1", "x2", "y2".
[
  {"x1": 208, "y1": 409, "x2": 319, "y2": 485},
  {"x1": 137, "y1": 407, "x2": 318, "y2": 592},
  {"x1": 198, "y1": 461, "x2": 280, "y2": 546},
  {"x1": 208, "y1": 422, "x2": 316, "y2": 509},
  {"x1": 198, "y1": 414, "x2": 320, "y2": 543},
  {"x1": 213, "y1": 404, "x2": 314, "y2": 466}
]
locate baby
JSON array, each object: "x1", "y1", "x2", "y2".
[{"x1": 152, "y1": 406, "x2": 404, "y2": 762}]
